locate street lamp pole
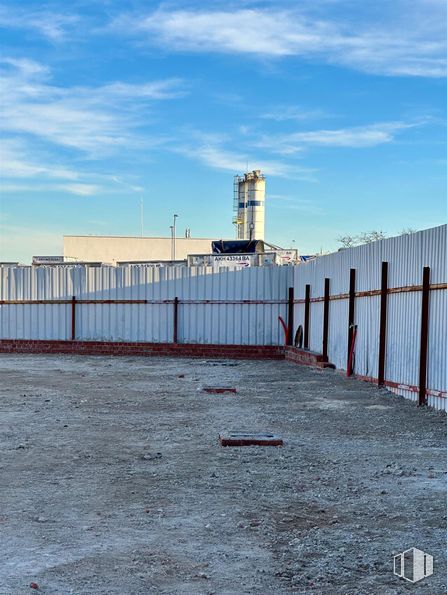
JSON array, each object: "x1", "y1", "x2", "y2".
[{"x1": 172, "y1": 214, "x2": 178, "y2": 261}]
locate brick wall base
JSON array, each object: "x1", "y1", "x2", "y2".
[
  {"x1": 0, "y1": 340, "x2": 338, "y2": 367},
  {"x1": 0, "y1": 339, "x2": 284, "y2": 360},
  {"x1": 284, "y1": 347, "x2": 335, "y2": 368}
]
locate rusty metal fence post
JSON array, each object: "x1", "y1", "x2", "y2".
[
  {"x1": 378, "y1": 262, "x2": 389, "y2": 386},
  {"x1": 304, "y1": 284, "x2": 311, "y2": 350},
  {"x1": 71, "y1": 296, "x2": 76, "y2": 340},
  {"x1": 347, "y1": 269, "x2": 356, "y2": 376},
  {"x1": 173, "y1": 297, "x2": 179, "y2": 344},
  {"x1": 322, "y1": 278, "x2": 330, "y2": 362},
  {"x1": 418, "y1": 267, "x2": 431, "y2": 406},
  {"x1": 287, "y1": 287, "x2": 294, "y2": 346}
]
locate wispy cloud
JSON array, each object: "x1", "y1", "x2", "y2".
[
  {"x1": 0, "y1": 139, "x2": 139, "y2": 197},
  {"x1": 168, "y1": 118, "x2": 421, "y2": 178},
  {"x1": 173, "y1": 134, "x2": 317, "y2": 179},
  {"x1": 0, "y1": 57, "x2": 185, "y2": 158},
  {"x1": 268, "y1": 195, "x2": 323, "y2": 215},
  {"x1": 0, "y1": 5, "x2": 79, "y2": 41},
  {"x1": 253, "y1": 121, "x2": 422, "y2": 154},
  {"x1": 1, "y1": 139, "x2": 80, "y2": 180},
  {"x1": 0, "y1": 182, "x2": 101, "y2": 197},
  {"x1": 261, "y1": 106, "x2": 330, "y2": 122},
  {"x1": 114, "y1": 6, "x2": 447, "y2": 77}
]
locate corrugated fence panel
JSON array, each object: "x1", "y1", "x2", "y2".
[
  {"x1": 0, "y1": 266, "x2": 74, "y2": 340},
  {"x1": 328, "y1": 299, "x2": 349, "y2": 371},
  {"x1": 354, "y1": 295, "x2": 381, "y2": 380},
  {"x1": 385, "y1": 292, "x2": 421, "y2": 403},
  {"x1": 292, "y1": 224, "x2": 446, "y2": 411},
  {"x1": 427, "y1": 289, "x2": 447, "y2": 410},
  {"x1": 0, "y1": 264, "x2": 292, "y2": 346},
  {"x1": 179, "y1": 266, "x2": 292, "y2": 345}
]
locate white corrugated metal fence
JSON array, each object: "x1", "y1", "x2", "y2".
[
  {"x1": 0, "y1": 265, "x2": 292, "y2": 346},
  {"x1": 293, "y1": 225, "x2": 446, "y2": 411},
  {"x1": 1, "y1": 225, "x2": 445, "y2": 411}
]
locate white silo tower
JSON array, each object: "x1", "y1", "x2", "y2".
[{"x1": 233, "y1": 170, "x2": 266, "y2": 240}]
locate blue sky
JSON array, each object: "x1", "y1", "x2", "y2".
[{"x1": 0, "y1": 0, "x2": 446, "y2": 262}]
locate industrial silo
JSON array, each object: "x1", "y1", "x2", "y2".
[{"x1": 233, "y1": 170, "x2": 265, "y2": 240}]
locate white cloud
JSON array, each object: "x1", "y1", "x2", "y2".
[
  {"x1": 0, "y1": 139, "x2": 80, "y2": 180},
  {"x1": 261, "y1": 106, "x2": 329, "y2": 122},
  {"x1": 253, "y1": 121, "x2": 421, "y2": 154},
  {"x1": 0, "y1": 5, "x2": 79, "y2": 41},
  {"x1": 96, "y1": 81, "x2": 185, "y2": 101},
  {"x1": 268, "y1": 195, "x2": 323, "y2": 215},
  {"x1": 174, "y1": 139, "x2": 316, "y2": 180},
  {"x1": 115, "y1": 6, "x2": 447, "y2": 77},
  {"x1": 0, "y1": 139, "x2": 138, "y2": 197},
  {"x1": 0, "y1": 183, "x2": 100, "y2": 196},
  {"x1": 169, "y1": 118, "x2": 420, "y2": 179},
  {"x1": 0, "y1": 57, "x2": 185, "y2": 157},
  {"x1": 56, "y1": 183, "x2": 100, "y2": 196}
]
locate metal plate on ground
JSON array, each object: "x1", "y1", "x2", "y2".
[
  {"x1": 203, "y1": 386, "x2": 237, "y2": 394},
  {"x1": 219, "y1": 432, "x2": 283, "y2": 447}
]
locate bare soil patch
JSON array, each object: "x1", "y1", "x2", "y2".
[{"x1": 0, "y1": 354, "x2": 446, "y2": 594}]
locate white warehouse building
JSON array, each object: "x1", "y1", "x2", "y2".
[
  {"x1": 63, "y1": 235, "x2": 217, "y2": 266},
  {"x1": 60, "y1": 170, "x2": 269, "y2": 266}
]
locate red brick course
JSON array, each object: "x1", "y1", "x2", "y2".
[
  {"x1": 0, "y1": 340, "x2": 284, "y2": 360},
  {"x1": 284, "y1": 347, "x2": 331, "y2": 367},
  {"x1": 0, "y1": 340, "x2": 338, "y2": 371}
]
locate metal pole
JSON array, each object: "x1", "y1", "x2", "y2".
[
  {"x1": 378, "y1": 262, "x2": 389, "y2": 386},
  {"x1": 347, "y1": 268, "x2": 356, "y2": 376},
  {"x1": 418, "y1": 266, "x2": 430, "y2": 406},
  {"x1": 287, "y1": 287, "x2": 294, "y2": 346},
  {"x1": 140, "y1": 197, "x2": 144, "y2": 237},
  {"x1": 322, "y1": 278, "x2": 330, "y2": 361},
  {"x1": 173, "y1": 297, "x2": 179, "y2": 344},
  {"x1": 71, "y1": 295, "x2": 76, "y2": 340},
  {"x1": 173, "y1": 214, "x2": 178, "y2": 261},
  {"x1": 304, "y1": 284, "x2": 310, "y2": 350}
]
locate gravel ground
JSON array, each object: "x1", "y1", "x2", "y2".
[{"x1": 0, "y1": 354, "x2": 446, "y2": 595}]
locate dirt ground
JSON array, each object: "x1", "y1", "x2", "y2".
[{"x1": 0, "y1": 354, "x2": 446, "y2": 595}]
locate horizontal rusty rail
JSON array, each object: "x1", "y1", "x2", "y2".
[
  {"x1": 0, "y1": 299, "x2": 151, "y2": 305},
  {"x1": 1, "y1": 282, "x2": 445, "y2": 307},
  {"x1": 0, "y1": 298, "x2": 288, "y2": 306},
  {"x1": 293, "y1": 282, "x2": 447, "y2": 304}
]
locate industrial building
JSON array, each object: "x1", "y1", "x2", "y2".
[
  {"x1": 37, "y1": 170, "x2": 300, "y2": 269},
  {"x1": 59, "y1": 170, "x2": 277, "y2": 267},
  {"x1": 63, "y1": 235, "x2": 217, "y2": 266}
]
